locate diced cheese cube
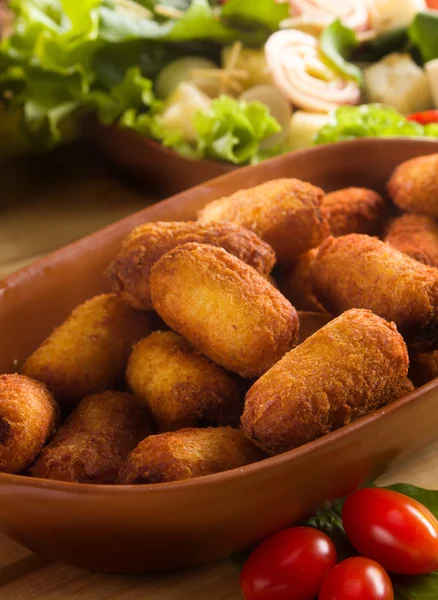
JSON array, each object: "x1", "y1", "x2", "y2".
[{"x1": 364, "y1": 53, "x2": 433, "y2": 114}]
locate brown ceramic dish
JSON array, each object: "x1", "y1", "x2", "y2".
[
  {"x1": 0, "y1": 138, "x2": 437, "y2": 574},
  {"x1": 86, "y1": 118, "x2": 234, "y2": 194}
]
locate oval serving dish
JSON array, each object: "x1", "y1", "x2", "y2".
[
  {"x1": 0, "y1": 138, "x2": 437, "y2": 574},
  {"x1": 86, "y1": 118, "x2": 234, "y2": 195}
]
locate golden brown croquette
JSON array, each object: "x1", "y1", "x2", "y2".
[
  {"x1": 29, "y1": 391, "x2": 154, "y2": 484},
  {"x1": 0, "y1": 374, "x2": 58, "y2": 474},
  {"x1": 321, "y1": 187, "x2": 387, "y2": 237},
  {"x1": 384, "y1": 214, "x2": 438, "y2": 268},
  {"x1": 278, "y1": 249, "x2": 326, "y2": 313},
  {"x1": 241, "y1": 309, "x2": 409, "y2": 455},
  {"x1": 310, "y1": 234, "x2": 438, "y2": 353},
  {"x1": 297, "y1": 311, "x2": 333, "y2": 344},
  {"x1": 22, "y1": 294, "x2": 150, "y2": 409},
  {"x1": 126, "y1": 331, "x2": 242, "y2": 432},
  {"x1": 409, "y1": 350, "x2": 438, "y2": 387},
  {"x1": 387, "y1": 153, "x2": 438, "y2": 218},
  {"x1": 107, "y1": 221, "x2": 276, "y2": 310},
  {"x1": 150, "y1": 243, "x2": 299, "y2": 378},
  {"x1": 118, "y1": 427, "x2": 264, "y2": 484},
  {"x1": 197, "y1": 178, "x2": 329, "y2": 262}
]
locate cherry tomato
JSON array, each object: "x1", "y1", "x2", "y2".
[
  {"x1": 426, "y1": 0, "x2": 438, "y2": 9},
  {"x1": 319, "y1": 557, "x2": 394, "y2": 600},
  {"x1": 407, "y1": 110, "x2": 438, "y2": 125},
  {"x1": 342, "y1": 488, "x2": 438, "y2": 575},
  {"x1": 240, "y1": 526, "x2": 337, "y2": 600}
]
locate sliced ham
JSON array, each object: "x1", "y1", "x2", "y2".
[
  {"x1": 288, "y1": 0, "x2": 371, "y2": 32},
  {"x1": 265, "y1": 30, "x2": 361, "y2": 113}
]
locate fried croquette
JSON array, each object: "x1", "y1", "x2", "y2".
[
  {"x1": 29, "y1": 391, "x2": 153, "y2": 484},
  {"x1": 22, "y1": 294, "x2": 150, "y2": 409},
  {"x1": 126, "y1": 331, "x2": 242, "y2": 432},
  {"x1": 118, "y1": 427, "x2": 264, "y2": 484},
  {"x1": 241, "y1": 309, "x2": 409, "y2": 456},
  {"x1": 382, "y1": 376, "x2": 415, "y2": 401},
  {"x1": 150, "y1": 243, "x2": 299, "y2": 378},
  {"x1": 409, "y1": 350, "x2": 438, "y2": 387},
  {"x1": 197, "y1": 179, "x2": 328, "y2": 262},
  {"x1": 321, "y1": 187, "x2": 387, "y2": 237},
  {"x1": 279, "y1": 249, "x2": 326, "y2": 313},
  {"x1": 297, "y1": 311, "x2": 333, "y2": 344},
  {"x1": 0, "y1": 374, "x2": 58, "y2": 474},
  {"x1": 107, "y1": 221, "x2": 276, "y2": 311},
  {"x1": 387, "y1": 153, "x2": 438, "y2": 218},
  {"x1": 384, "y1": 214, "x2": 438, "y2": 268},
  {"x1": 310, "y1": 234, "x2": 438, "y2": 353}
]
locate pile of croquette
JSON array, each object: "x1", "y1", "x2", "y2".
[{"x1": 1, "y1": 153, "x2": 437, "y2": 485}]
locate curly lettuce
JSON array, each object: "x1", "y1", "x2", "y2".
[
  {"x1": 0, "y1": 0, "x2": 286, "y2": 154},
  {"x1": 314, "y1": 104, "x2": 438, "y2": 145}
]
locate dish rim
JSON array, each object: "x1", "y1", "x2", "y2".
[{"x1": 1, "y1": 137, "x2": 437, "y2": 494}]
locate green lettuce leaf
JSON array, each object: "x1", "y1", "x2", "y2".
[
  {"x1": 18, "y1": 67, "x2": 86, "y2": 148},
  {"x1": 221, "y1": 0, "x2": 289, "y2": 35},
  {"x1": 355, "y1": 27, "x2": 409, "y2": 63},
  {"x1": 393, "y1": 573, "x2": 438, "y2": 600},
  {"x1": 314, "y1": 104, "x2": 432, "y2": 145},
  {"x1": 384, "y1": 484, "x2": 438, "y2": 516},
  {"x1": 193, "y1": 95, "x2": 281, "y2": 164},
  {"x1": 92, "y1": 40, "x2": 182, "y2": 87},
  {"x1": 119, "y1": 93, "x2": 283, "y2": 164},
  {"x1": 98, "y1": 5, "x2": 172, "y2": 43},
  {"x1": 409, "y1": 11, "x2": 438, "y2": 63},
  {"x1": 320, "y1": 19, "x2": 362, "y2": 84},
  {"x1": 87, "y1": 65, "x2": 157, "y2": 124},
  {"x1": 1, "y1": 0, "x2": 286, "y2": 154},
  {"x1": 98, "y1": 0, "x2": 271, "y2": 46}
]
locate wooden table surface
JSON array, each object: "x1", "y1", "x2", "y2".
[{"x1": 0, "y1": 143, "x2": 438, "y2": 599}]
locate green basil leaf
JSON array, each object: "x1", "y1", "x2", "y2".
[
  {"x1": 409, "y1": 11, "x2": 438, "y2": 63},
  {"x1": 320, "y1": 19, "x2": 362, "y2": 84},
  {"x1": 221, "y1": 0, "x2": 289, "y2": 35},
  {"x1": 384, "y1": 484, "x2": 438, "y2": 518},
  {"x1": 354, "y1": 27, "x2": 409, "y2": 63}
]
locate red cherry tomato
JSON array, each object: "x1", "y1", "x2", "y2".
[
  {"x1": 240, "y1": 526, "x2": 337, "y2": 600},
  {"x1": 319, "y1": 557, "x2": 394, "y2": 600},
  {"x1": 342, "y1": 488, "x2": 438, "y2": 575},
  {"x1": 426, "y1": 0, "x2": 438, "y2": 9},
  {"x1": 407, "y1": 110, "x2": 438, "y2": 125}
]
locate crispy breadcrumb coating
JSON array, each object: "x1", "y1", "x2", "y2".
[
  {"x1": 126, "y1": 331, "x2": 242, "y2": 432},
  {"x1": 107, "y1": 221, "x2": 276, "y2": 310},
  {"x1": 0, "y1": 374, "x2": 58, "y2": 474},
  {"x1": 297, "y1": 311, "x2": 332, "y2": 344},
  {"x1": 310, "y1": 234, "x2": 438, "y2": 353},
  {"x1": 409, "y1": 350, "x2": 438, "y2": 387},
  {"x1": 29, "y1": 391, "x2": 153, "y2": 484},
  {"x1": 22, "y1": 294, "x2": 150, "y2": 408},
  {"x1": 321, "y1": 187, "x2": 387, "y2": 237},
  {"x1": 384, "y1": 214, "x2": 438, "y2": 268},
  {"x1": 241, "y1": 309, "x2": 409, "y2": 455},
  {"x1": 118, "y1": 427, "x2": 264, "y2": 484},
  {"x1": 150, "y1": 243, "x2": 299, "y2": 378},
  {"x1": 387, "y1": 153, "x2": 438, "y2": 218},
  {"x1": 197, "y1": 179, "x2": 328, "y2": 262},
  {"x1": 279, "y1": 249, "x2": 326, "y2": 313}
]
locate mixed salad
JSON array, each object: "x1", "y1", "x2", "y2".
[{"x1": 0, "y1": 0, "x2": 438, "y2": 164}]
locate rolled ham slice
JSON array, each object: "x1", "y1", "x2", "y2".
[
  {"x1": 265, "y1": 30, "x2": 361, "y2": 113},
  {"x1": 288, "y1": 0, "x2": 371, "y2": 32}
]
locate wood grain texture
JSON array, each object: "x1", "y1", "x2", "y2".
[{"x1": 0, "y1": 142, "x2": 437, "y2": 598}]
